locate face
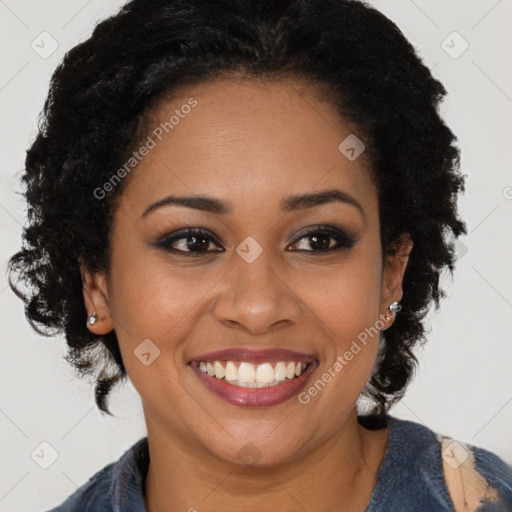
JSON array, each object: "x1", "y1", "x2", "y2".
[{"x1": 82, "y1": 77, "x2": 412, "y2": 466}]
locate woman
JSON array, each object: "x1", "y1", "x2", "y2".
[{"x1": 8, "y1": 0, "x2": 512, "y2": 510}]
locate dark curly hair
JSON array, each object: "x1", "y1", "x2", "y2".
[{"x1": 8, "y1": 0, "x2": 466, "y2": 418}]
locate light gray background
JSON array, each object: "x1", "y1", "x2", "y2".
[{"x1": 1, "y1": 1, "x2": 511, "y2": 510}]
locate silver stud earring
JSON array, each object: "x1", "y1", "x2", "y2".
[
  {"x1": 388, "y1": 301, "x2": 401, "y2": 315},
  {"x1": 87, "y1": 312, "x2": 98, "y2": 325}
]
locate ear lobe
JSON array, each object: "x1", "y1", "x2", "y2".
[
  {"x1": 380, "y1": 233, "x2": 413, "y2": 323},
  {"x1": 79, "y1": 258, "x2": 114, "y2": 335}
]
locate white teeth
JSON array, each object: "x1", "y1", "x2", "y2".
[
  {"x1": 225, "y1": 361, "x2": 237, "y2": 381},
  {"x1": 286, "y1": 361, "x2": 296, "y2": 379},
  {"x1": 274, "y1": 361, "x2": 287, "y2": 381},
  {"x1": 256, "y1": 363, "x2": 274, "y2": 384},
  {"x1": 238, "y1": 362, "x2": 256, "y2": 382},
  {"x1": 197, "y1": 360, "x2": 309, "y2": 387},
  {"x1": 213, "y1": 361, "x2": 225, "y2": 379}
]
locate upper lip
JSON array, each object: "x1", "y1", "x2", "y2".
[{"x1": 188, "y1": 348, "x2": 317, "y2": 365}]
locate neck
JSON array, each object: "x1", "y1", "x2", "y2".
[{"x1": 143, "y1": 408, "x2": 388, "y2": 512}]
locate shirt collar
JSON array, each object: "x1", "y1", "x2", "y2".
[
  {"x1": 110, "y1": 436, "x2": 150, "y2": 511},
  {"x1": 106, "y1": 416, "x2": 419, "y2": 511}
]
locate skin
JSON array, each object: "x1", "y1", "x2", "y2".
[{"x1": 81, "y1": 76, "x2": 413, "y2": 512}]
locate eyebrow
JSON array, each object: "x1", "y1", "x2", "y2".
[{"x1": 141, "y1": 188, "x2": 365, "y2": 219}]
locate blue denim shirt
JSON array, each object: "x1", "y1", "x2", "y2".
[{"x1": 47, "y1": 416, "x2": 512, "y2": 511}]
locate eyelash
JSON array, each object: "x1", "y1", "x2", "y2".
[{"x1": 154, "y1": 225, "x2": 358, "y2": 257}]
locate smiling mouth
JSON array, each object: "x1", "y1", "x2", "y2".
[
  {"x1": 187, "y1": 347, "x2": 318, "y2": 406},
  {"x1": 192, "y1": 360, "x2": 310, "y2": 388}
]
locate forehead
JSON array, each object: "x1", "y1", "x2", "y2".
[{"x1": 120, "y1": 77, "x2": 377, "y2": 217}]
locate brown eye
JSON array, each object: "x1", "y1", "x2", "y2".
[
  {"x1": 305, "y1": 233, "x2": 334, "y2": 251},
  {"x1": 177, "y1": 234, "x2": 211, "y2": 252},
  {"x1": 288, "y1": 225, "x2": 358, "y2": 252},
  {"x1": 155, "y1": 228, "x2": 224, "y2": 256}
]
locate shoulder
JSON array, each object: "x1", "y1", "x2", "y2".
[
  {"x1": 45, "y1": 437, "x2": 149, "y2": 512},
  {"x1": 382, "y1": 416, "x2": 512, "y2": 511},
  {"x1": 434, "y1": 428, "x2": 512, "y2": 511},
  {"x1": 45, "y1": 462, "x2": 115, "y2": 512}
]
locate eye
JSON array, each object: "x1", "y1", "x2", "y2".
[
  {"x1": 288, "y1": 225, "x2": 358, "y2": 253},
  {"x1": 154, "y1": 227, "x2": 224, "y2": 256},
  {"x1": 154, "y1": 224, "x2": 358, "y2": 257}
]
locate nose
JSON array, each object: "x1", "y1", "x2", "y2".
[{"x1": 211, "y1": 249, "x2": 303, "y2": 335}]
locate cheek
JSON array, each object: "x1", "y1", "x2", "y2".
[
  {"x1": 293, "y1": 248, "x2": 383, "y2": 346},
  {"x1": 108, "y1": 273, "x2": 198, "y2": 416},
  {"x1": 106, "y1": 249, "x2": 226, "y2": 398},
  {"x1": 292, "y1": 249, "x2": 383, "y2": 403},
  {"x1": 297, "y1": 278, "x2": 382, "y2": 416}
]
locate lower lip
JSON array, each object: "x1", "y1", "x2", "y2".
[{"x1": 190, "y1": 362, "x2": 318, "y2": 407}]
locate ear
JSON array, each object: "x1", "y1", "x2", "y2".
[
  {"x1": 79, "y1": 258, "x2": 114, "y2": 335},
  {"x1": 379, "y1": 233, "x2": 413, "y2": 329}
]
